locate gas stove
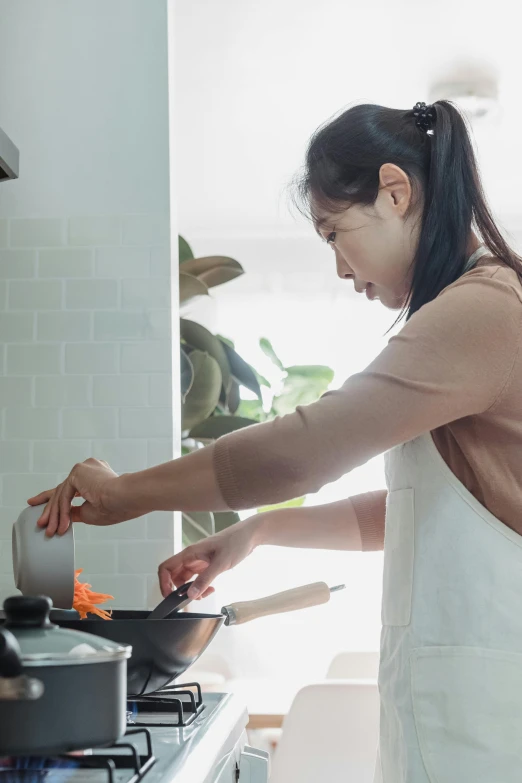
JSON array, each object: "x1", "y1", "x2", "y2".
[{"x1": 0, "y1": 685, "x2": 269, "y2": 783}]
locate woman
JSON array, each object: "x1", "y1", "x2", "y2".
[{"x1": 31, "y1": 101, "x2": 522, "y2": 782}]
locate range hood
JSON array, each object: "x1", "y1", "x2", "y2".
[{"x1": 0, "y1": 125, "x2": 19, "y2": 182}]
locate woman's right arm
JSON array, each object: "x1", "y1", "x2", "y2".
[{"x1": 158, "y1": 490, "x2": 387, "y2": 599}]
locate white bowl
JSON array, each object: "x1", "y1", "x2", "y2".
[{"x1": 12, "y1": 504, "x2": 75, "y2": 609}]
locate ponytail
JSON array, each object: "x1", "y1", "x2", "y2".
[{"x1": 408, "y1": 100, "x2": 522, "y2": 317}]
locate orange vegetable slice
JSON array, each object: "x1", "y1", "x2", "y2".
[{"x1": 73, "y1": 569, "x2": 114, "y2": 620}]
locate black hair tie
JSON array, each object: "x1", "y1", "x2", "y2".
[{"x1": 412, "y1": 102, "x2": 435, "y2": 133}]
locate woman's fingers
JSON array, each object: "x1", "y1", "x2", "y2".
[
  {"x1": 158, "y1": 553, "x2": 210, "y2": 598},
  {"x1": 28, "y1": 490, "x2": 54, "y2": 507},
  {"x1": 57, "y1": 478, "x2": 77, "y2": 535}
]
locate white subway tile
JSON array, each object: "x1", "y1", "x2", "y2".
[
  {"x1": 66, "y1": 280, "x2": 118, "y2": 310},
  {"x1": 0, "y1": 508, "x2": 21, "y2": 540},
  {"x1": 38, "y1": 312, "x2": 91, "y2": 342},
  {"x1": 0, "y1": 441, "x2": 31, "y2": 472},
  {"x1": 75, "y1": 542, "x2": 117, "y2": 574},
  {"x1": 73, "y1": 522, "x2": 92, "y2": 541},
  {"x1": 0, "y1": 542, "x2": 14, "y2": 574},
  {"x1": 0, "y1": 220, "x2": 7, "y2": 247},
  {"x1": 93, "y1": 375, "x2": 148, "y2": 406},
  {"x1": 80, "y1": 574, "x2": 145, "y2": 609},
  {"x1": 97, "y1": 517, "x2": 149, "y2": 541},
  {"x1": 94, "y1": 312, "x2": 149, "y2": 341},
  {"x1": 146, "y1": 511, "x2": 175, "y2": 540},
  {"x1": 62, "y1": 408, "x2": 118, "y2": 439},
  {"x1": 8, "y1": 280, "x2": 62, "y2": 310},
  {"x1": 0, "y1": 576, "x2": 17, "y2": 603},
  {"x1": 150, "y1": 246, "x2": 171, "y2": 277},
  {"x1": 118, "y1": 541, "x2": 172, "y2": 574},
  {"x1": 147, "y1": 439, "x2": 174, "y2": 465},
  {"x1": 2, "y1": 473, "x2": 58, "y2": 507},
  {"x1": 65, "y1": 343, "x2": 118, "y2": 374},
  {"x1": 146, "y1": 575, "x2": 163, "y2": 611},
  {"x1": 96, "y1": 311, "x2": 170, "y2": 342},
  {"x1": 148, "y1": 374, "x2": 172, "y2": 406},
  {"x1": 120, "y1": 408, "x2": 172, "y2": 438},
  {"x1": 6, "y1": 344, "x2": 61, "y2": 375},
  {"x1": 147, "y1": 310, "x2": 171, "y2": 340},
  {"x1": 10, "y1": 218, "x2": 65, "y2": 247},
  {"x1": 5, "y1": 408, "x2": 60, "y2": 439},
  {"x1": 39, "y1": 248, "x2": 93, "y2": 278},
  {"x1": 68, "y1": 216, "x2": 121, "y2": 246},
  {"x1": 95, "y1": 247, "x2": 150, "y2": 278},
  {"x1": 121, "y1": 278, "x2": 170, "y2": 310},
  {"x1": 121, "y1": 342, "x2": 171, "y2": 374},
  {"x1": 0, "y1": 378, "x2": 32, "y2": 407},
  {"x1": 35, "y1": 376, "x2": 91, "y2": 407},
  {"x1": 0, "y1": 313, "x2": 34, "y2": 342},
  {"x1": 33, "y1": 440, "x2": 93, "y2": 473},
  {"x1": 0, "y1": 250, "x2": 36, "y2": 278},
  {"x1": 91, "y1": 440, "x2": 148, "y2": 473},
  {"x1": 122, "y1": 215, "x2": 170, "y2": 246}
]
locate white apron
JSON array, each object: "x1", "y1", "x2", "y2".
[{"x1": 373, "y1": 432, "x2": 522, "y2": 783}]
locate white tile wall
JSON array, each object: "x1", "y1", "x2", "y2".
[{"x1": 0, "y1": 215, "x2": 176, "y2": 609}]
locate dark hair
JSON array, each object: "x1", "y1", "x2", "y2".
[{"x1": 291, "y1": 100, "x2": 522, "y2": 319}]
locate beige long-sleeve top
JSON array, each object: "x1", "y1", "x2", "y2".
[{"x1": 213, "y1": 259, "x2": 522, "y2": 550}]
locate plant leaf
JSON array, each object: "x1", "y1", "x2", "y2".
[
  {"x1": 285, "y1": 365, "x2": 335, "y2": 384},
  {"x1": 258, "y1": 497, "x2": 306, "y2": 513},
  {"x1": 181, "y1": 350, "x2": 222, "y2": 431},
  {"x1": 180, "y1": 319, "x2": 231, "y2": 395},
  {"x1": 272, "y1": 371, "x2": 331, "y2": 417},
  {"x1": 179, "y1": 236, "x2": 195, "y2": 265},
  {"x1": 259, "y1": 337, "x2": 284, "y2": 370},
  {"x1": 189, "y1": 415, "x2": 257, "y2": 440},
  {"x1": 180, "y1": 348, "x2": 194, "y2": 401},
  {"x1": 227, "y1": 379, "x2": 241, "y2": 414},
  {"x1": 182, "y1": 511, "x2": 215, "y2": 542},
  {"x1": 213, "y1": 511, "x2": 241, "y2": 533},
  {"x1": 237, "y1": 399, "x2": 266, "y2": 422},
  {"x1": 220, "y1": 341, "x2": 262, "y2": 398},
  {"x1": 181, "y1": 256, "x2": 243, "y2": 278},
  {"x1": 217, "y1": 334, "x2": 235, "y2": 349},
  {"x1": 179, "y1": 272, "x2": 209, "y2": 304},
  {"x1": 197, "y1": 266, "x2": 244, "y2": 289}
]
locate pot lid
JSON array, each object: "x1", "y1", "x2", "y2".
[{"x1": 2, "y1": 596, "x2": 130, "y2": 667}]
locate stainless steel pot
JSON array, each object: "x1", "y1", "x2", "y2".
[{"x1": 0, "y1": 595, "x2": 131, "y2": 756}]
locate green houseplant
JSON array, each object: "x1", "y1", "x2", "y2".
[{"x1": 178, "y1": 236, "x2": 334, "y2": 544}]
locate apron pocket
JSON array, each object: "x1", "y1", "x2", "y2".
[
  {"x1": 411, "y1": 646, "x2": 522, "y2": 783},
  {"x1": 382, "y1": 488, "x2": 414, "y2": 626}
]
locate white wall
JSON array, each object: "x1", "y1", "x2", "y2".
[{"x1": 0, "y1": 0, "x2": 178, "y2": 609}]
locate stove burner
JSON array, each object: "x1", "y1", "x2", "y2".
[
  {"x1": 0, "y1": 729, "x2": 155, "y2": 783},
  {"x1": 127, "y1": 682, "x2": 205, "y2": 728}
]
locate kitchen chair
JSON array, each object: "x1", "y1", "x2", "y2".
[
  {"x1": 326, "y1": 650, "x2": 380, "y2": 679},
  {"x1": 269, "y1": 681, "x2": 379, "y2": 783}
]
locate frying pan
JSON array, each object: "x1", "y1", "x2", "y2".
[{"x1": 54, "y1": 581, "x2": 345, "y2": 696}]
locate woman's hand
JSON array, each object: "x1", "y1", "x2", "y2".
[
  {"x1": 158, "y1": 515, "x2": 266, "y2": 600},
  {"x1": 28, "y1": 458, "x2": 128, "y2": 537}
]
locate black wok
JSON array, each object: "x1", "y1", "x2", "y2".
[{"x1": 55, "y1": 581, "x2": 344, "y2": 696}]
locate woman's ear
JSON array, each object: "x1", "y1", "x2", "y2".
[{"x1": 378, "y1": 163, "x2": 412, "y2": 217}]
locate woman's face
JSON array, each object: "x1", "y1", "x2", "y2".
[{"x1": 313, "y1": 163, "x2": 421, "y2": 310}]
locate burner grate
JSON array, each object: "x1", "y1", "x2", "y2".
[
  {"x1": 0, "y1": 728, "x2": 155, "y2": 783},
  {"x1": 127, "y1": 682, "x2": 205, "y2": 728}
]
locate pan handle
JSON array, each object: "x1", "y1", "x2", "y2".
[{"x1": 221, "y1": 582, "x2": 345, "y2": 626}]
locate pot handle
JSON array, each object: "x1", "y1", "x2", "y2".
[
  {"x1": 0, "y1": 628, "x2": 23, "y2": 678},
  {"x1": 0, "y1": 629, "x2": 44, "y2": 702},
  {"x1": 222, "y1": 582, "x2": 345, "y2": 626}
]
